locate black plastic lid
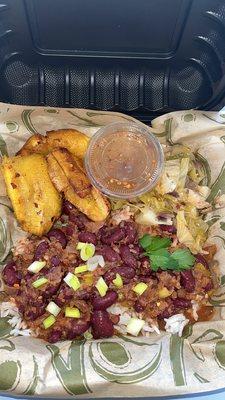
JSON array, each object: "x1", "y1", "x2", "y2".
[{"x1": 0, "y1": 0, "x2": 225, "y2": 120}]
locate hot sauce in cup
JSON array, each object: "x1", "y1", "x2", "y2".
[{"x1": 85, "y1": 122, "x2": 164, "y2": 198}]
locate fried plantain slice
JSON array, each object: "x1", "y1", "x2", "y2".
[
  {"x1": 1, "y1": 154, "x2": 62, "y2": 236},
  {"x1": 17, "y1": 134, "x2": 49, "y2": 156},
  {"x1": 46, "y1": 129, "x2": 89, "y2": 159},
  {"x1": 47, "y1": 150, "x2": 109, "y2": 221},
  {"x1": 50, "y1": 148, "x2": 91, "y2": 198},
  {"x1": 17, "y1": 129, "x2": 89, "y2": 159}
]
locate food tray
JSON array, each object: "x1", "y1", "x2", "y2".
[{"x1": 0, "y1": 104, "x2": 225, "y2": 397}]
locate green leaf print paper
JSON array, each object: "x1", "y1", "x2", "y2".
[{"x1": 0, "y1": 103, "x2": 225, "y2": 397}]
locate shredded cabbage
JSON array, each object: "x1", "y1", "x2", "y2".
[
  {"x1": 177, "y1": 157, "x2": 190, "y2": 191},
  {"x1": 156, "y1": 159, "x2": 180, "y2": 195},
  {"x1": 109, "y1": 145, "x2": 210, "y2": 253},
  {"x1": 184, "y1": 188, "x2": 210, "y2": 209},
  {"x1": 176, "y1": 209, "x2": 207, "y2": 254},
  {"x1": 135, "y1": 207, "x2": 159, "y2": 225},
  {"x1": 188, "y1": 160, "x2": 206, "y2": 184}
]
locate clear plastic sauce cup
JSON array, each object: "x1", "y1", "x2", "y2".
[{"x1": 85, "y1": 122, "x2": 164, "y2": 198}]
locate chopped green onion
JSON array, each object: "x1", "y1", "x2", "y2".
[
  {"x1": 80, "y1": 243, "x2": 95, "y2": 261},
  {"x1": 28, "y1": 260, "x2": 46, "y2": 273},
  {"x1": 133, "y1": 282, "x2": 148, "y2": 296},
  {"x1": 32, "y1": 277, "x2": 48, "y2": 288},
  {"x1": 65, "y1": 307, "x2": 81, "y2": 318},
  {"x1": 126, "y1": 318, "x2": 145, "y2": 336},
  {"x1": 63, "y1": 272, "x2": 81, "y2": 291},
  {"x1": 113, "y1": 273, "x2": 123, "y2": 288},
  {"x1": 46, "y1": 301, "x2": 61, "y2": 316},
  {"x1": 95, "y1": 277, "x2": 108, "y2": 297},
  {"x1": 74, "y1": 265, "x2": 88, "y2": 274},
  {"x1": 43, "y1": 315, "x2": 56, "y2": 329},
  {"x1": 84, "y1": 331, "x2": 93, "y2": 340},
  {"x1": 76, "y1": 242, "x2": 86, "y2": 250}
]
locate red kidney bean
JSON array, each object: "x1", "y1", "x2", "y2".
[
  {"x1": 98, "y1": 225, "x2": 108, "y2": 238},
  {"x1": 62, "y1": 200, "x2": 75, "y2": 215},
  {"x1": 67, "y1": 320, "x2": 90, "y2": 340},
  {"x1": 131, "y1": 244, "x2": 142, "y2": 257},
  {"x1": 137, "y1": 275, "x2": 151, "y2": 283},
  {"x1": 195, "y1": 254, "x2": 209, "y2": 269},
  {"x1": 96, "y1": 245, "x2": 120, "y2": 262},
  {"x1": 44, "y1": 284, "x2": 60, "y2": 297},
  {"x1": 56, "y1": 285, "x2": 74, "y2": 306},
  {"x1": 48, "y1": 329, "x2": 62, "y2": 343},
  {"x1": 76, "y1": 289, "x2": 92, "y2": 301},
  {"x1": 169, "y1": 191, "x2": 179, "y2": 198},
  {"x1": 47, "y1": 229, "x2": 67, "y2": 248},
  {"x1": 34, "y1": 241, "x2": 49, "y2": 260},
  {"x1": 65, "y1": 226, "x2": 74, "y2": 237},
  {"x1": 115, "y1": 265, "x2": 136, "y2": 283},
  {"x1": 180, "y1": 270, "x2": 195, "y2": 292},
  {"x1": 78, "y1": 231, "x2": 97, "y2": 245},
  {"x1": 160, "y1": 225, "x2": 177, "y2": 234},
  {"x1": 2, "y1": 261, "x2": 21, "y2": 287},
  {"x1": 101, "y1": 227, "x2": 125, "y2": 245},
  {"x1": 25, "y1": 305, "x2": 46, "y2": 320},
  {"x1": 104, "y1": 265, "x2": 136, "y2": 284},
  {"x1": 92, "y1": 291, "x2": 118, "y2": 310},
  {"x1": 120, "y1": 245, "x2": 137, "y2": 268},
  {"x1": 50, "y1": 255, "x2": 61, "y2": 267},
  {"x1": 122, "y1": 221, "x2": 137, "y2": 244},
  {"x1": 158, "y1": 212, "x2": 172, "y2": 221},
  {"x1": 24, "y1": 272, "x2": 34, "y2": 283},
  {"x1": 173, "y1": 298, "x2": 191, "y2": 309},
  {"x1": 134, "y1": 301, "x2": 145, "y2": 313},
  {"x1": 204, "y1": 280, "x2": 213, "y2": 291},
  {"x1": 18, "y1": 304, "x2": 25, "y2": 314},
  {"x1": 69, "y1": 213, "x2": 87, "y2": 230},
  {"x1": 158, "y1": 307, "x2": 175, "y2": 319},
  {"x1": 91, "y1": 310, "x2": 114, "y2": 339},
  {"x1": 139, "y1": 256, "x2": 152, "y2": 276}
]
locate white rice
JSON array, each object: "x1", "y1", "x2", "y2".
[
  {"x1": 164, "y1": 313, "x2": 189, "y2": 337},
  {"x1": 0, "y1": 302, "x2": 189, "y2": 339},
  {"x1": 0, "y1": 301, "x2": 31, "y2": 337},
  {"x1": 107, "y1": 304, "x2": 161, "y2": 337},
  {"x1": 191, "y1": 300, "x2": 199, "y2": 321}
]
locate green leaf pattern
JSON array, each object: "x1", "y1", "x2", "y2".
[{"x1": 0, "y1": 104, "x2": 225, "y2": 396}]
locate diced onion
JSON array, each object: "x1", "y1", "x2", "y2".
[
  {"x1": 133, "y1": 282, "x2": 148, "y2": 295},
  {"x1": 43, "y1": 315, "x2": 56, "y2": 329},
  {"x1": 95, "y1": 277, "x2": 108, "y2": 297},
  {"x1": 32, "y1": 277, "x2": 48, "y2": 288},
  {"x1": 28, "y1": 260, "x2": 46, "y2": 273},
  {"x1": 158, "y1": 287, "x2": 172, "y2": 298},
  {"x1": 46, "y1": 301, "x2": 61, "y2": 316},
  {"x1": 87, "y1": 255, "x2": 105, "y2": 271},
  {"x1": 112, "y1": 273, "x2": 123, "y2": 288},
  {"x1": 126, "y1": 318, "x2": 145, "y2": 336},
  {"x1": 65, "y1": 307, "x2": 80, "y2": 318},
  {"x1": 63, "y1": 272, "x2": 81, "y2": 291},
  {"x1": 80, "y1": 243, "x2": 95, "y2": 261},
  {"x1": 75, "y1": 265, "x2": 88, "y2": 274}
]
